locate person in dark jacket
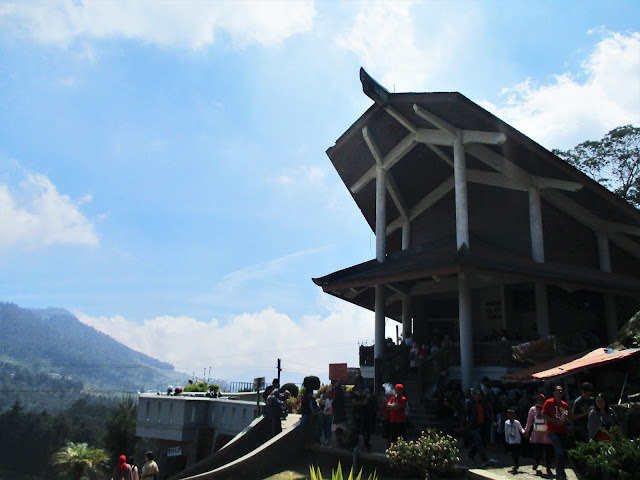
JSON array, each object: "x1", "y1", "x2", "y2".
[
  {"x1": 465, "y1": 389, "x2": 491, "y2": 466},
  {"x1": 300, "y1": 388, "x2": 321, "y2": 444}
]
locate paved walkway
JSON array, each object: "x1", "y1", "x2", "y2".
[
  {"x1": 463, "y1": 444, "x2": 578, "y2": 480},
  {"x1": 330, "y1": 431, "x2": 579, "y2": 480}
]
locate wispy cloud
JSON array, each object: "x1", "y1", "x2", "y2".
[
  {"x1": 0, "y1": 165, "x2": 98, "y2": 250},
  {"x1": 0, "y1": 0, "x2": 316, "y2": 50},
  {"x1": 481, "y1": 31, "x2": 640, "y2": 150},
  {"x1": 208, "y1": 246, "x2": 329, "y2": 295}
]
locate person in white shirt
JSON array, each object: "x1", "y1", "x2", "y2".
[{"x1": 505, "y1": 408, "x2": 525, "y2": 474}]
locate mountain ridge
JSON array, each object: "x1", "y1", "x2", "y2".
[{"x1": 0, "y1": 302, "x2": 189, "y2": 411}]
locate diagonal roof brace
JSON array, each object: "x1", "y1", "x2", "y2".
[{"x1": 362, "y1": 126, "x2": 410, "y2": 220}]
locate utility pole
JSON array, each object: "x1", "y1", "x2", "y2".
[{"x1": 277, "y1": 358, "x2": 281, "y2": 386}]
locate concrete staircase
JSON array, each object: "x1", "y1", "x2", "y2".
[{"x1": 400, "y1": 375, "x2": 450, "y2": 436}]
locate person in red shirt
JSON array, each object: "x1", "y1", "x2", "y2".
[
  {"x1": 387, "y1": 383, "x2": 407, "y2": 444},
  {"x1": 541, "y1": 385, "x2": 570, "y2": 480}
]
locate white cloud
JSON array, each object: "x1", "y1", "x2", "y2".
[
  {"x1": 75, "y1": 296, "x2": 395, "y2": 383},
  {"x1": 0, "y1": 0, "x2": 315, "y2": 49},
  {"x1": 0, "y1": 170, "x2": 98, "y2": 250},
  {"x1": 481, "y1": 31, "x2": 640, "y2": 150},
  {"x1": 336, "y1": 1, "x2": 472, "y2": 91}
]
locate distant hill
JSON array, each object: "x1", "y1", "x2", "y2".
[{"x1": 0, "y1": 302, "x2": 190, "y2": 411}]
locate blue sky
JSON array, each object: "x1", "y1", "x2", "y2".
[{"x1": 1, "y1": 1, "x2": 638, "y2": 384}]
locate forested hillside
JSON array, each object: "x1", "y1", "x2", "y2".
[{"x1": 0, "y1": 302, "x2": 183, "y2": 412}]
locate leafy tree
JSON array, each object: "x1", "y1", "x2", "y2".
[
  {"x1": 49, "y1": 441, "x2": 108, "y2": 480},
  {"x1": 105, "y1": 396, "x2": 138, "y2": 459},
  {"x1": 554, "y1": 125, "x2": 640, "y2": 206}
]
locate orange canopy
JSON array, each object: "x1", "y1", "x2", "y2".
[{"x1": 532, "y1": 347, "x2": 640, "y2": 379}]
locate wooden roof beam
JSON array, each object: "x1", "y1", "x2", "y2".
[
  {"x1": 350, "y1": 133, "x2": 417, "y2": 194},
  {"x1": 610, "y1": 233, "x2": 640, "y2": 260},
  {"x1": 415, "y1": 128, "x2": 507, "y2": 147},
  {"x1": 542, "y1": 189, "x2": 640, "y2": 259},
  {"x1": 467, "y1": 144, "x2": 583, "y2": 192},
  {"x1": 362, "y1": 127, "x2": 410, "y2": 220},
  {"x1": 413, "y1": 104, "x2": 507, "y2": 145},
  {"x1": 387, "y1": 176, "x2": 455, "y2": 234}
]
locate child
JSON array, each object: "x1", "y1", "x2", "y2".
[{"x1": 505, "y1": 408, "x2": 525, "y2": 474}]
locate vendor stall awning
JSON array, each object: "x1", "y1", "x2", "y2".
[
  {"x1": 503, "y1": 352, "x2": 585, "y2": 382},
  {"x1": 503, "y1": 347, "x2": 640, "y2": 382},
  {"x1": 532, "y1": 347, "x2": 640, "y2": 379}
]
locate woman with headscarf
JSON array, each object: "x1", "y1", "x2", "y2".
[{"x1": 111, "y1": 455, "x2": 133, "y2": 480}]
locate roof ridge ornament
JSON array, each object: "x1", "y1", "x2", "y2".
[{"x1": 360, "y1": 67, "x2": 390, "y2": 105}]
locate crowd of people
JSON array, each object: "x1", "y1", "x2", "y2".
[
  {"x1": 111, "y1": 451, "x2": 159, "y2": 480},
  {"x1": 432, "y1": 379, "x2": 621, "y2": 479},
  {"x1": 293, "y1": 377, "x2": 410, "y2": 452},
  {"x1": 290, "y1": 373, "x2": 621, "y2": 480}
]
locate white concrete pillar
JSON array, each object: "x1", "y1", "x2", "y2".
[
  {"x1": 402, "y1": 294, "x2": 412, "y2": 340},
  {"x1": 597, "y1": 232, "x2": 612, "y2": 273},
  {"x1": 528, "y1": 187, "x2": 550, "y2": 338},
  {"x1": 458, "y1": 273, "x2": 473, "y2": 391},
  {"x1": 376, "y1": 166, "x2": 387, "y2": 263},
  {"x1": 535, "y1": 282, "x2": 550, "y2": 337},
  {"x1": 597, "y1": 231, "x2": 618, "y2": 342},
  {"x1": 402, "y1": 218, "x2": 411, "y2": 250},
  {"x1": 453, "y1": 131, "x2": 469, "y2": 250},
  {"x1": 374, "y1": 167, "x2": 387, "y2": 390},
  {"x1": 455, "y1": 132, "x2": 472, "y2": 389},
  {"x1": 528, "y1": 188, "x2": 544, "y2": 263},
  {"x1": 401, "y1": 217, "x2": 412, "y2": 341},
  {"x1": 374, "y1": 284, "x2": 386, "y2": 360},
  {"x1": 604, "y1": 293, "x2": 618, "y2": 343}
]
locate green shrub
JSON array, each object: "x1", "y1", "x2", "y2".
[
  {"x1": 280, "y1": 382, "x2": 299, "y2": 398},
  {"x1": 183, "y1": 381, "x2": 209, "y2": 393},
  {"x1": 568, "y1": 434, "x2": 640, "y2": 480},
  {"x1": 303, "y1": 376, "x2": 321, "y2": 390},
  {"x1": 386, "y1": 429, "x2": 459, "y2": 480},
  {"x1": 182, "y1": 382, "x2": 220, "y2": 393},
  {"x1": 309, "y1": 461, "x2": 377, "y2": 480}
]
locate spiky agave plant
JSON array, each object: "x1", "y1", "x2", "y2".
[{"x1": 309, "y1": 461, "x2": 377, "y2": 480}]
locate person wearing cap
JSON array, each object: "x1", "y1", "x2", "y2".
[
  {"x1": 387, "y1": 383, "x2": 408, "y2": 444},
  {"x1": 524, "y1": 393, "x2": 552, "y2": 475}
]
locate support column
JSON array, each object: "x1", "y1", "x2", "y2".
[
  {"x1": 597, "y1": 232, "x2": 618, "y2": 342},
  {"x1": 535, "y1": 282, "x2": 550, "y2": 337},
  {"x1": 376, "y1": 166, "x2": 387, "y2": 263},
  {"x1": 374, "y1": 284, "x2": 386, "y2": 393},
  {"x1": 374, "y1": 166, "x2": 387, "y2": 392},
  {"x1": 529, "y1": 187, "x2": 550, "y2": 338},
  {"x1": 454, "y1": 131, "x2": 473, "y2": 390},
  {"x1": 401, "y1": 218, "x2": 412, "y2": 340},
  {"x1": 402, "y1": 295, "x2": 412, "y2": 340},
  {"x1": 402, "y1": 219, "x2": 411, "y2": 250},
  {"x1": 458, "y1": 273, "x2": 473, "y2": 391},
  {"x1": 453, "y1": 131, "x2": 469, "y2": 250}
]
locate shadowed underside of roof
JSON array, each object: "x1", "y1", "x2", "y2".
[{"x1": 313, "y1": 70, "x2": 640, "y2": 319}]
